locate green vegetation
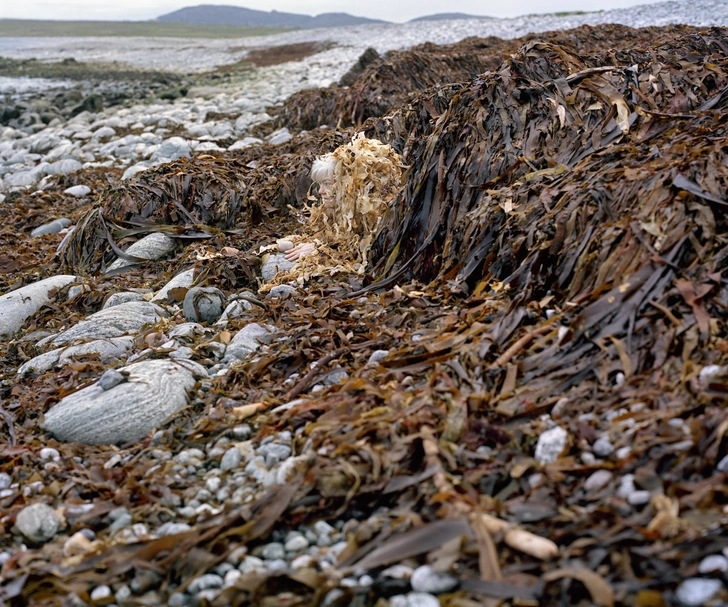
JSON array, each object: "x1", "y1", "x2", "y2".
[{"x1": 0, "y1": 19, "x2": 291, "y2": 39}]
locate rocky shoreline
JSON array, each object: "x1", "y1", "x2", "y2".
[{"x1": 2, "y1": 3, "x2": 728, "y2": 607}]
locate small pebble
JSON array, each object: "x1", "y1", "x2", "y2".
[
  {"x1": 382, "y1": 564, "x2": 414, "y2": 579},
  {"x1": 39, "y1": 448, "x2": 60, "y2": 461},
  {"x1": 698, "y1": 554, "x2": 728, "y2": 573},
  {"x1": 584, "y1": 470, "x2": 613, "y2": 492},
  {"x1": 15, "y1": 503, "x2": 61, "y2": 543},
  {"x1": 716, "y1": 454, "x2": 728, "y2": 473},
  {"x1": 187, "y1": 573, "x2": 224, "y2": 593},
  {"x1": 534, "y1": 426, "x2": 568, "y2": 464},
  {"x1": 0, "y1": 472, "x2": 11, "y2": 489},
  {"x1": 167, "y1": 592, "x2": 187, "y2": 607},
  {"x1": 260, "y1": 542, "x2": 285, "y2": 560},
  {"x1": 90, "y1": 585, "x2": 112, "y2": 601},
  {"x1": 64, "y1": 185, "x2": 91, "y2": 197},
  {"x1": 98, "y1": 368, "x2": 126, "y2": 391},
  {"x1": 627, "y1": 490, "x2": 651, "y2": 506},
  {"x1": 266, "y1": 558, "x2": 289, "y2": 572},
  {"x1": 410, "y1": 564, "x2": 458, "y2": 594},
  {"x1": 592, "y1": 436, "x2": 615, "y2": 458},
  {"x1": 284, "y1": 533, "x2": 309, "y2": 552},
  {"x1": 674, "y1": 578, "x2": 724, "y2": 606},
  {"x1": 368, "y1": 349, "x2": 390, "y2": 363}
]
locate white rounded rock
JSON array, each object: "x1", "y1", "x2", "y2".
[
  {"x1": 410, "y1": 565, "x2": 458, "y2": 594},
  {"x1": 534, "y1": 426, "x2": 568, "y2": 464},
  {"x1": 674, "y1": 578, "x2": 723, "y2": 606},
  {"x1": 15, "y1": 503, "x2": 61, "y2": 543},
  {"x1": 63, "y1": 184, "x2": 91, "y2": 197},
  {"x1": 0, "y1": 275, "x2": 77, "y2": 338}
]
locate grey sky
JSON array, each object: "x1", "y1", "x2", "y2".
[{"x1": 1, "y1": 0, "x2": 661, "y2": 23}]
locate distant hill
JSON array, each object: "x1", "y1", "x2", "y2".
[
  {"x1": 156, "y1": 4, "x2": 387, "y2": 29},
  {"x1": 409, "y1": 12, "x2": 495, "y2": 22}
]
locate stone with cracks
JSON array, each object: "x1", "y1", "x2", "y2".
[
  {"x1": 43, "y1": 359, "x2": 206, "y2": 444},
  {"x1": 51, "y1": 301, "x2": 167, "y2": 346}
]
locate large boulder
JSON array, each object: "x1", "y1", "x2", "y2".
[
  {"x1": 43, "y1": 359, "x2": 206, "y2": 444},
  {"x1": 0, "y1": 275, "x2": 77, "y2": 338}
]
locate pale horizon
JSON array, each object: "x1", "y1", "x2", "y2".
[{"x1": 0, "y1": 0, "x2": 667, "y2": 24}]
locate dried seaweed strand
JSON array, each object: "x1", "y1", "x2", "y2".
[{"x1": 284, "y1": 346, "x2": 350, "y2": 400}]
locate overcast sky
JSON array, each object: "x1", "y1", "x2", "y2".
[{"x1": 0, "y1": 0, "x2": 660, "y2": 23}]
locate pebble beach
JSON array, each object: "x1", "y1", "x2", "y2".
[{"x1": 2, "y1": 1, "x2": 728, "y2": 606}]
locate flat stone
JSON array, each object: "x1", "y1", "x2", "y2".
[
  {"x1": 368, "y1": 349, "x2": 390, "y2": 363},
  {"x1": 64, "y1": 184, "x2": 91, "y2": 197},
  {"x1": 30, "y1": 218, "x2": 71, "y2": 237},
  {"x1": 410, "y1": 565, "x2": 458, "y2": 594},
  {"x1": 268, "y1": 285, "x2": 297, "y2": 298},
  {"x1": 107, "y1": 232, "x2": 176, "y2": 272},
  {"x1": 675, "y1": 578, "x2": 723, "y2": 606},
  {"x1": 43, "y1": 359, "x2": 206, "y2": 444},
  {"x1": 584, "y1": 470, "x2": 613, "y2": 492},
  {"x1": 220, "y1": 446, "x2": 242, "y2": 471},
  {"x1": 224, "y1": 323, "x2": 275, "y2": 362},
  {"x1": 51, "y1": 301, "x2": 167, "y2": 346},
  {"x1": 261, "y1": 253, "x2": 293, "y2": 282},
  {"x1": 151, "y1": 268, "x2": 196, "y2": 303},
  {"x1": 534, "y1": 426, "x2": 568, "y2": 464},
  {"x1": 698, "y1": 554, "x2": 728, "y2": 573},
  {"x1": 267, "y1": 128, "x2": 293, "y2": 146},
  {"x1": 103, "y1": 291, "x2": 147, "y2": 309},
  {"x1": 0, "y1": 275, "x2": 77, "y2": 338},
  {"x1": 15, "y1": 503, "x2": 61, "y2": 543},
  {"x1": 17, "y1": 336, "x2": 134, "y2": 375}
]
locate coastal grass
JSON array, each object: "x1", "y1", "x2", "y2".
[{"x1": 0, "y1": 19, "x2": 291, "y2": 39}]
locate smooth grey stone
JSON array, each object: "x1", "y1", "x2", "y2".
[
  {"x1": 0, "y1": 275, "x2": 77, "y2": 337},
  {"x1": 584, "y1": 470, "x2": 613, "y2": 492},
  {"x1": 216, "y1": 299, "x2": 253, "y2": 324},
  {"x1": 220, "y1": 446, "x2": 242, "y2": 471},
  {"x1": 320, "y1": 368, "x2": 349, "y2": 387},
  {"x1": 261, "y1": 253, "x2": 293, "y2": 282},
  {"x1": 224, "y1": 323, "x2": 275, "y2": 362},
  {"x1": 121, "y1": 163, "x2": 149, "y2": 180},
  {"x1": 47, "y1": 158, "x2": 82, "y2": 175},
  {"x1": 93, "y1": 126, "x2": 116, "y2": 140},
  {"x1": 30, "y1": 218, "x2": 71, "y2": 237},
  {"x1": 4, "y1": 170, "x2": 36, "y2": 187},
  {"x1": 15, "y1": 503, "x2": 60, "y2": 543},
  {"x1": 99, "y1": 368, "x2": 126, "y2": 390},
  {"x1": 17, "y1": 336, "x2": 134, "y2": 375},
  {"x1": 51, "y1": 301, "x2": 167, "y2": 346},
  {"x1": 183, "y1": 287, "x2": 225, "y2": 324},
  {"x1": 107, "y1": 232, "x2": 176, "y2": 272},
  {"x1": 151, "y1": 268, "x2": 196, "y2": 303},
  {"x1": 267, "y1": 128, "x2": 292, "y2": 146},
  {"x1": 410, "y1": 565, "x2": 458, "y2": 594},
  {"x1": 698, "y1": 554, "x2": 728, "y2": 573},
  {"x1": 103, "y1": 291, "x2": 146, "y2": 309},
  {"x1": 675, "y1": 578, "x2": 723, "y2": 606},
  {"x1": 43, "y1": 358, "x2": 206, "y2": 445},
  {"x1": 368, "y1": 349, "x2": 390, "y2": 363},
  {"x1": 268, "y1": 285, "x2": 296, "y2": 298},
  {"x1": 0, "y1": 472, "x2": 11, "y2": 489},
  {"x1": 228, "y1": 137, "x2": 262, "y2": 151},
  {"x1": 534, "y1": 426, "x2": 568, "y2": 464},
  {"x1": 187, "y1": 574, "x2": 223, "y2": 593},
  {"x1": 260, "y1": 542, "x2": 285, "y2": 560},
  {"x1": 717, "y1": 453, "x2": 728, "y2": 473},
  {"x1": 152, "y1": 137, "x2": 191, "y2": 162},
  {"x1": 593, "y1": 436, "x2": 615, "y2": 458},
  {"x1": 63, "y1": 184, "x2": 91, "y2": 197}
]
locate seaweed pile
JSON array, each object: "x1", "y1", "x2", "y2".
[
  {"x1": 1, "y1": 23, "x2": 728, "y2": 607},
  {"x1": 271, "y1": 23, "x2": 702, "y2": 131}
]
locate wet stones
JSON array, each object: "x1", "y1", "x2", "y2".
[
  {"x1": 43, "y1": 359, "x2": 206, "y2": 444},
  {"x1": 0, "y1": 275, "x2": 77, "y2": 338}
]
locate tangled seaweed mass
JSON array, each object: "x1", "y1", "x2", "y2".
[{"x1": 1, "y1": 22, "x2": 728, "y2": 607}]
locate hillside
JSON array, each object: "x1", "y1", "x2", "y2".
[{"x1": 156, "y1": 4, "x2": 387, "y2": 28}]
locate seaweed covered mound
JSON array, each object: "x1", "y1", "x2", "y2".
[
  {"x1": 361, "y1": 26, "x2": 728, "y2": 411},
  {"x1": 62, "y1": 129, "x2": 351, "y2": 273},
  {"x1": 272, "y1": 23, "x2": 702, "y2": 131}
]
